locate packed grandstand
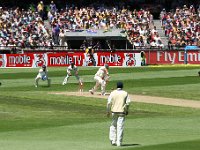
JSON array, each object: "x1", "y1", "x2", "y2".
[{"x1": 0, "y1": 1, "x2": 199, "y2": 53}]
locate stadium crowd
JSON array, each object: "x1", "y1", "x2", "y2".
[
  {"x1": 161, "y1": 5, "x2": 200, "y2": 49},
  {"x1": 1, "y1": 1, "x2": 199, "y2": 51},
  {"x1": 0, "y1": 6, "x2": 52, "y2": 50},
  {"x1": 125, "y1": 15, "x2": 164, "y2": 49},
  {"x1": 0, "y1": 1, "x2": 160, "y2": 49},
  {"x1": 48, "y1": 2, "x2": 165, "y2": 49}
]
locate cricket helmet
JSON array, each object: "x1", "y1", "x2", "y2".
[
  {"x1": 105, "y1": 64, "x2": 109, "y2": 69},
  {"x1": 71, "y1": 62, "x2": 75, "y2": 65}
]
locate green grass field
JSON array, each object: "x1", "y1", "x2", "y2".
[{"x1": 0, "y1": 66, "x2": 200, "y2": 150}]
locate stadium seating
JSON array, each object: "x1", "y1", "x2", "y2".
[{"x1": 161, "y1": 5, "x2": 200, "y2": 49}]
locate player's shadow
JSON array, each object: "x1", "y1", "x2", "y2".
[{"x1": 122, "y1": 143, "x2": 140, "y2": 147}]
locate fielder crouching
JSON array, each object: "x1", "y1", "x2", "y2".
[
  {"x1": 35, "y1": 65, "x2": 51, "y2": 87},
  {"x1": 62, "y1": 62, "x2": 83, "y2": 92}
]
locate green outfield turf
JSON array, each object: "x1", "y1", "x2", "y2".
[{"x1": 0, "y1": 66, "x2": 200, "y2": 150}]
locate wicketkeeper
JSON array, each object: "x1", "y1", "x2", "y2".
[
  {"x1": 35, "y1": 65, "x2": 51, "y2": 87},
  {"x1": 62, "y1": 62, "x2": 83, "y2": 92},
  {"x1": 89, "y1": 64, "x2": 110, "y2": 95}
]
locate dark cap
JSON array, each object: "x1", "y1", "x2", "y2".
[{"x1": 117, "y1": 81, "x2": 123, "y2": 89}]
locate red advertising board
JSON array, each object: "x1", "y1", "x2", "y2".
[
  {"x1": 47, "y1": 52, "x2": 140, "y2": 67},
  {"x1": 48, "y1": 53, "x2": 85, "y2": 66},
  {"x1": 95, "y1": 52, "x2": 138, "y2": 66},
  {"x1": 5, "y1": 54, "x2": 35, "y2": 67},
  {"x1": 146, "y1": 50, "x2": 200, "y2": 64},
  {"x1": 97, "y1": 52, "x2": 125, "y2": 66},
  {"x1": 0, "y1": 52, "x2": 141, "y2": 67}
]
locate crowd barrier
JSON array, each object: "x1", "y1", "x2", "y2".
[
  {"x1": 0, "y1": 48, "x2": 200, "y2": 68},
  {"x1": 0, "y1": 52, "x2": 141, "y2": 68}
]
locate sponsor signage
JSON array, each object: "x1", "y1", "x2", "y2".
[
  {"x1": 147, "y1": 50, "x2": 200, "y2": 64},
  {"x1": 48, "y1": 53, "x2": 84, "y2": 66},
  {"x1": 0, "y1": 54, "x2": 6, "y2": 67},
  {"x1": 0, "y1": 52, "x2": 141, "y2": 67},
  {"x1": 6, "y1": 54, "x2": 34, "y2": 67}
]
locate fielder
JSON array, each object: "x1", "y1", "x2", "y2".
[
  {"x1": 107, "y1": 81, "x2": 131, "y2": 147},
  {"x1": 89, "y1": 64, "x2": 110, "y2": 95},
  {"x1": 35, "y1": 65, "x2": 51, "y2": 87},
  {"x1": 62, "y1": 62, "x2": 83, "y2": 91}
]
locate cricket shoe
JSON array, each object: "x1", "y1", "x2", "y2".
[
  {"x1": 110, "y1": 141, "x2": 116, "y2": 146},
  {"x1": 89, "y1": 90, "x2": 94, "y2": 95},
  {"x1": 101, "y1": 92, "x2": 106, "y2": 96},
  {"x1": 117, "y1": 142, "x2": 122, "y2": 147}
]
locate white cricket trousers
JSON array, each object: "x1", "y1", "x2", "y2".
[
  {"x1": 63, "y1": 74, "x2": 80, "y2": 85},
  {"x1": 92, "y1": 75, "x2": 106, "y2": 94},
  {"x1": 109, "y1": 113, "x2": 125, "y2": 146},
  {"x1": 35, "y1": 75, "x2": 51, "y2": 87}
]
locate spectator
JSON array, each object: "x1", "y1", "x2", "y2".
[
  {"x1": 52, "y1": 23, "x2": 60, "y2": 45},
  {"x1": 50, "y1": 1, "x2": 57, "y2": 14},
  {"x1": 59, "y1": 29, "x2": 68, "y2": 47},
  {"x1": 37, "y1": 1, "x2": 44, "y2": 20}
]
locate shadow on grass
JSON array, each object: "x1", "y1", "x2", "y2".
[{"x1": 122, "y1": 143, "x2": 140, "y2": 147}]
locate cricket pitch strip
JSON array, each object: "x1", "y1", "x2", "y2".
[{"x1": 50, "y1": 91, "x2": 200, "y2": 109}]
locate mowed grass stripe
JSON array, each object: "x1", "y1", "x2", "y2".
[
  {"x1": 1, "y1": 66, "x2": 199, "y2": 79},
  {"x1": 127, "y1": 140, "x2": 200, "y2": 150},
  {"x1": 0, "y1": 117, "x2": 200, "y2": 150},
  {"x1": 132, "y1": 83, "x2": 200, "y2": 100},
  {"x1": 1, "y1": 65, "x2": 199, "y2": 74},
  {"x1": 0, "y1": 95, "x2": 105, "y2": 116},
  {"x1": 1, "y1": 76, "x2": 199, "y2": 90},
  {"x1": 0, "y1": 68, "x2": 199, "y2": 87},
  {"x1": 1, "y1": 75, "x2": 200, "y2": 101}
]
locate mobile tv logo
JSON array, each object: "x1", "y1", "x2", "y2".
[
  {"x1": 49, "y1": 55, "x2": 82, "y2": 65},
  {"x1": 0, "y1": 54, "x2": 5, "y2": 67}
]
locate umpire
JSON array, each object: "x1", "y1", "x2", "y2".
[{"x1": 107, "y1": 81, "x2": 131, "y2": 147}]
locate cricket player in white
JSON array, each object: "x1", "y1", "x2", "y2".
[
  {"x1": 62, "y1": 62, "x2": 83, "y2": 91},
  {"x1": 35, "y1": 65, "x2": 51, "y2": 87},
  {"x1": 107, "y1": 82, "x2": 131, "y2": 147},
  {"x1": 89, "y1": 64, "x2": 110, "y2": 95}
]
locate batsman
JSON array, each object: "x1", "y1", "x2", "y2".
[{"x1": 89, "y1": 64, "x2": 110, "y2": 95}]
